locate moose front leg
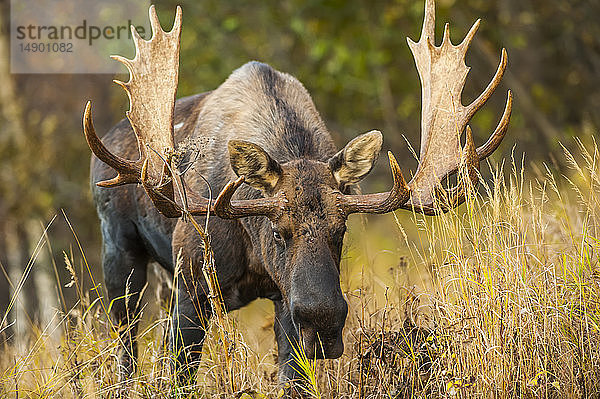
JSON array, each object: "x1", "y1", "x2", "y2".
[
  {"x1": 98, "y1": 216, "x2": 150, "y2": 382},
  {"x1": 171, "y1": 286, "x2": 212, "y2": 386}
]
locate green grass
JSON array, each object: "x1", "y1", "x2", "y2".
[{"x1": 2, "y1": 139, "x2": 600, "y2": 398}]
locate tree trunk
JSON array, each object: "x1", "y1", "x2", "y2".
[
  {"x1": 0, "y1": 217, "x2": 11, "y2": 342},
  {"x1": 16, "y1": 223, "x2": 39, "y2": 324}
]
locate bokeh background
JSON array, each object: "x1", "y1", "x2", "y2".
[{"x1": 1, "y1": 0, "x2": 599, "y2": 338}]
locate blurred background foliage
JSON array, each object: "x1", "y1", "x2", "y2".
[{"x1": 0, "y1": 0, "x2": 599, "y2": 325}]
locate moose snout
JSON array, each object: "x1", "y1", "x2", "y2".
[{"x1": 290, "y1": 294, "x2": 348, "y2": 359}]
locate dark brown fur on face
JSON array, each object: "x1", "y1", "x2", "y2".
[
  {"x1": 92, "y1": 61, "x2": 379, "y2": 385},
  {"x1": 266, "y1": 160, "x2": 349, "y2": 359},
  {"x1": 264, "y1": 159, "x2": 347, "y2": 297}
]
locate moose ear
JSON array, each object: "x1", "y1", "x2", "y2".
[
  {"x1": 228, "y1": 140, "x2": 283, "y2": 193},
  {"x1": 328, "y1": 130, "x2": 383, "y2": 188}
]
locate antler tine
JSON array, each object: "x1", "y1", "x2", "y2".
[
  {"x1": 214, "y1": 177, "x2": 245, "y2": 219},
  {"x1": 459, "y1": 19, "x2": 481, "y2": 52},
  {"x1": 214, "y1": 176, "x2": 284, "y2": 219},
  {"x1": 477, "y1": 90, "x2": 513, "y2": 159},
  {"x1": 148, "y1": 5, "x2": 162, "y2": 37},
  {"x1": 442, "y1": 23, "x2": 451, "y2": 45},
  {"x1": 421, "y1": 0, "x2": 435, "y2": 42},
  {"x1": 339, "y1": 152, "x2": 410, "y2": 215},
  {"x1": 84, "y1": 101, "x2": 142, "y2": 187}
]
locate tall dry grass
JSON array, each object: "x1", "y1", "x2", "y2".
[{"x1": 1, "y1": 139, "x2": 600, "y2": 398}]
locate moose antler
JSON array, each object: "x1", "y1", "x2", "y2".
[
  {"x1": 401, "y1": 0, "x2": 512, "y2": 214},
  {"x1": 111, "y1": 5, "x2": 181, "y2": 184},
  {"x1": 84, "y1": 6, "x2": 287, "y2": 220},
  {"x1": 332, "y1": 0, "x2": 512, "y2": 216},
  {"x1": 83, "y1": 6, "x2": 212, "y2": 217}
]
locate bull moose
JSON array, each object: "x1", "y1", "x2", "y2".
[{"x1": 83, "y1": 0, "x2": 512, "y2": 388}]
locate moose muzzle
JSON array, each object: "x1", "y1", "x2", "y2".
[{"x1": 289, "y1": 249, "x2": 348, "y2": 359}]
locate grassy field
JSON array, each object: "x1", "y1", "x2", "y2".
[{"x1": 1, "y1": 140, "x2": 600, "y2": 398}]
